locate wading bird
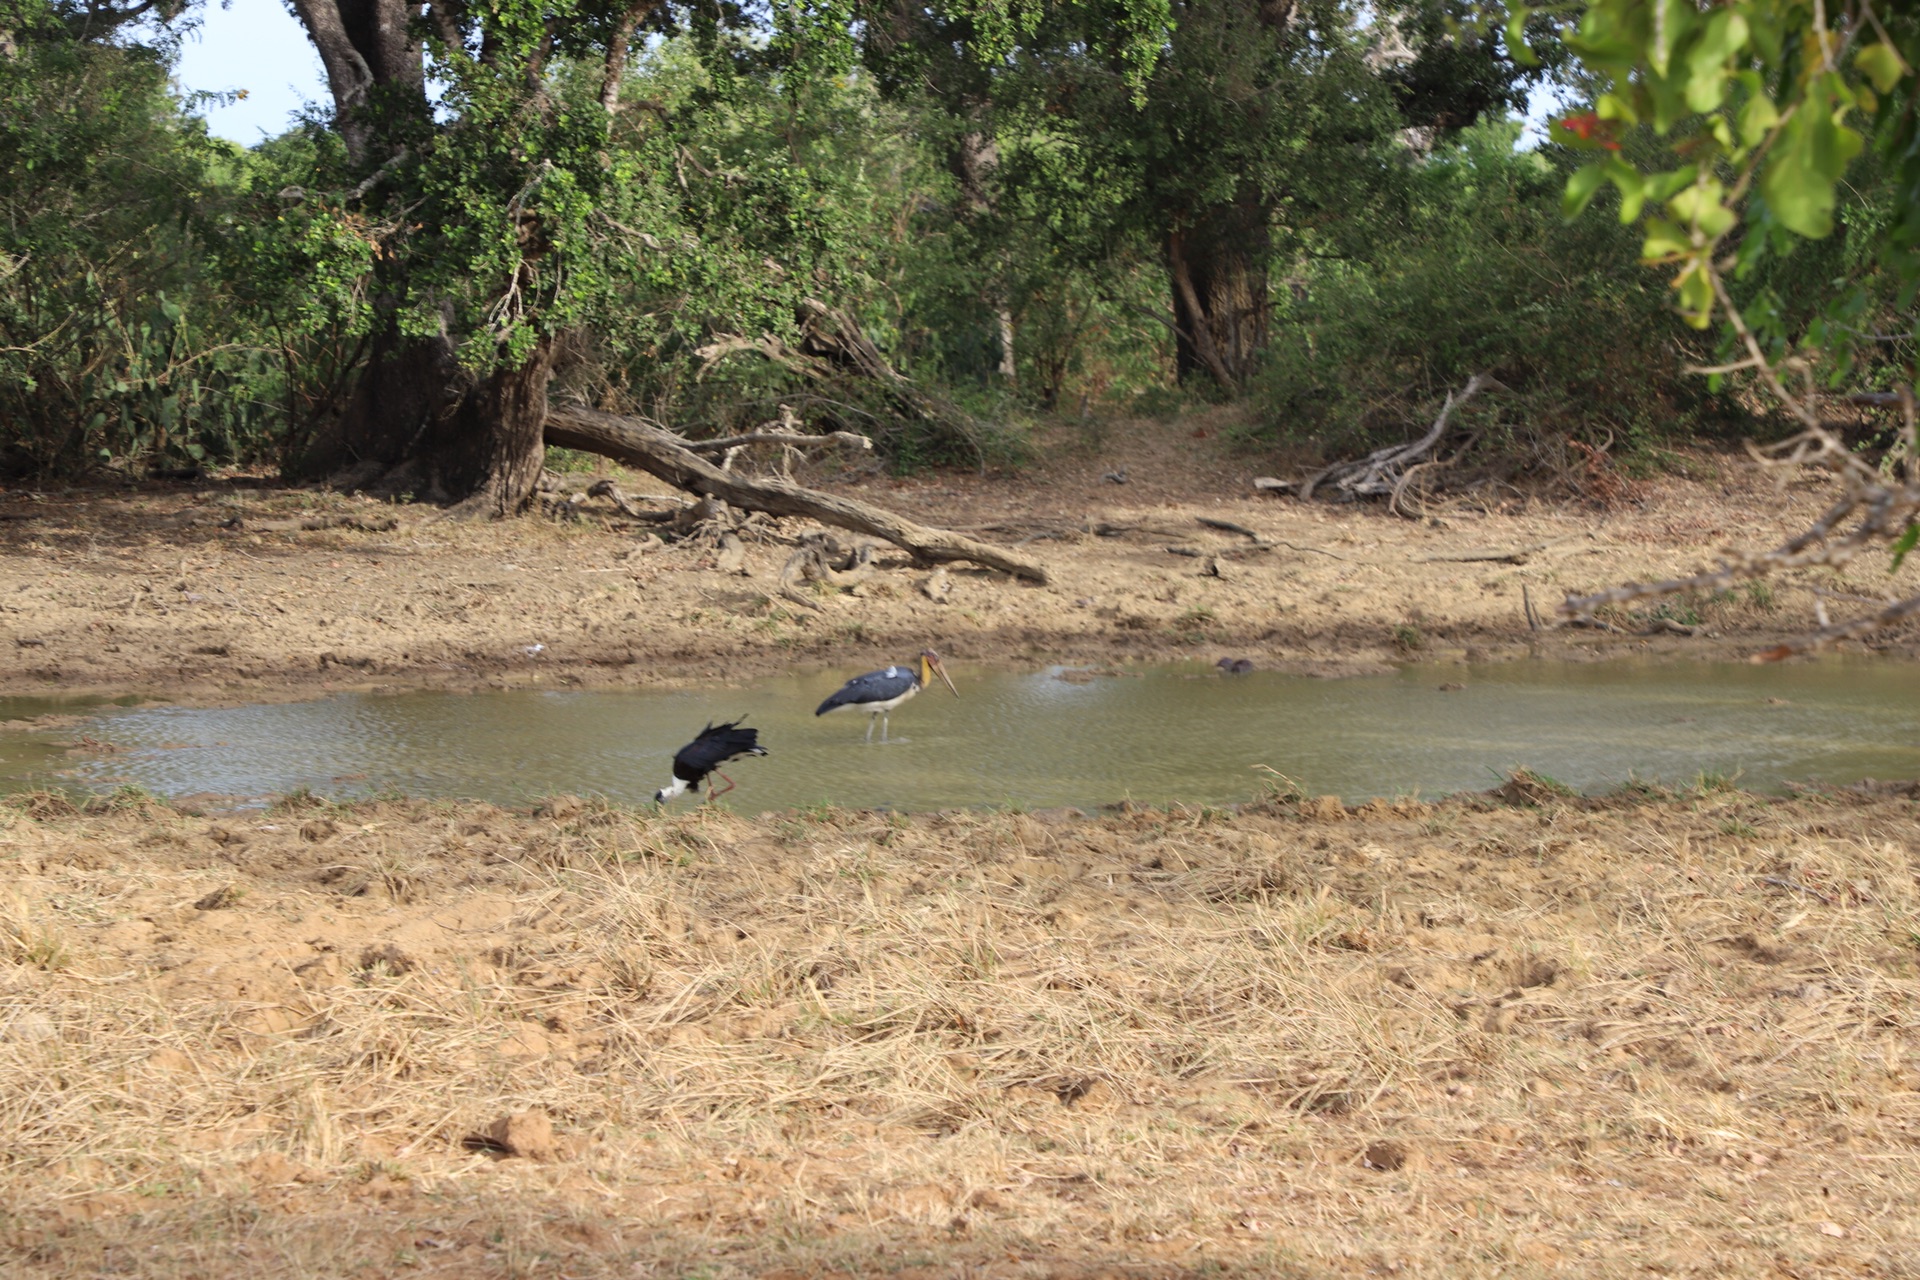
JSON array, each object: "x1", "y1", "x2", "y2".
[
  {"x1": 815, "y1": 650, "x2": 959, "y2": 743},
  {"x1": 655, "y1": 719, "x2": 767, "y2": 803}
]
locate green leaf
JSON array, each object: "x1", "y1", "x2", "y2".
[
  {"x1": 1650, "y1": 0, "x2": 1695, "y2": 77},
  {"x1": 1563, "y1": 162, "x2": 1607, "y2": 220},
  {"x1": 1669, "y1": 181, "x2": 1735, "y2": 239},
  {"x1": 1760, "y1": 109, "x2": 1861, "y2": 238},
  {"x1": 1641, "y1": 217, "x2": 1691, "y2": 261},
  {"x1": 1738, "y1": 91, "x2": 1779, "y2": 147},
  {"x1": 1674, "y1": 261, "x2": 1715, "y2": 327},
  {"x1": 1607, "y1": 158, "x2": 1649, "y2": 222},
  {"x1": 1683, "y1": 10, "x2": 1747, "y2": 112},
  {"x1": 1506, "y1": 6, "x2": 1537, "y2": 68},
  {"x1": 1893, "y1": 522, "x2": 1920, "y2": 572},
  {"x1": 1856, "y1": 42, "x2": 1906, "y2": 96}
]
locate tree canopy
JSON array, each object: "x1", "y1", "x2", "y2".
[{"x1": 3, "y1": 0, "x2": 1912, "y2": 536}]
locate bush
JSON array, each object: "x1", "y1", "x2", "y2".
[
  {"x1": 1252, "y1": 121, "x2": 1738, "y2": 469},
  {"x1": 0, "y1": 24, "x2": 282, "y2": 477}
]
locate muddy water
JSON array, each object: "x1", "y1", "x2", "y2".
[{"x1": 7, "y1": 659, "x2": 1919, "y2": 811}]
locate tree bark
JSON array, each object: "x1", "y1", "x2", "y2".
[
  {"x1": 285, "y1": 0, "x2": 565, "y2": 517},
  {"x1": 292, "y1": 329, "x2": 554, "y2": 517},
  {"x1": 600, "y1": 0, "x2": 658, "y2": 113},
  {"x1": 435, "y1": 340, "x2": 555, "y2": 517},
  {"x1": 290, "y1": 0, "x2": 426, "y2": 165},
  {"x1": 544, "y1": 407, "x2": 1050, "y2": 582},
  {"x1": 1166, "y1": 194, "x2": 1270, "y2": 391}
]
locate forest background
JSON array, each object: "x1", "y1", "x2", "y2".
[{"x1": 0, "y1": 0, "x2": 1914, "y2": 512}]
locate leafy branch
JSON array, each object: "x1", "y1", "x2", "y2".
[{"x1": 1537, "y1": 0, "x2": 1920, "y2": 656}]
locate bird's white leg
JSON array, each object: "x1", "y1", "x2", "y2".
[
  {"x1": 864, "y1": 712, "x2": 877, "y2": 744},
  {"x1": 880, "y1": 710, "x2": 891, "y2": 743}
]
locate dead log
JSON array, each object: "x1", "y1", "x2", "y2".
[{"x1": 544, "y1": 407, "x2": 1050, "y2": 583}]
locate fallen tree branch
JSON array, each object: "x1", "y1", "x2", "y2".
[
  {"x1": 1417, "y1": 540, "x2": 1560, "y2": 565},
  {"x1": 1197, "y1": 517, "x2": 1269, "y2": 544},
  {"x1": 584, "y1": 478, "x2": 680, "y2": 522},
  {"x1": 544, "y1": 406, "x2": 1050, "y2": 582},
  {"x1": 1298, "y1": 374, "x2": 1503, "y2": 506},
  {"x1": 680, "y1": 403, "x2": 873, "y2": 459},
  {"x1": 697, "y1": 302, "x2": 998, "y2": 470},
  {"x1": 683, "y1": 428, "x2": 872, "y2": 456}
]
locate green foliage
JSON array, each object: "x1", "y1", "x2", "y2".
[
  {"x1": 1548, "y1": 0, "x2": 1917, "y2": 389},
  {"x1": 0, "y1": 14, "x2": 281, "y2": 475},
  {"x1": 22, "y1": 0, "x2": 1898, "y2": 490},
  {"x1": 1252, "y1": 121, "x2": 1730, "y2": 459}
]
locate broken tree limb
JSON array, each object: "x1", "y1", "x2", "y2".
[
  {"x1": 679, "y1": 403, "x2": 873, "y2": 459},
  {"x1": 1417, "y1": 540, "x2": 1553, "y2": 565},
  {"x1": 1197, "y1": 517, "x2": 1269, "y2": 544},
  {"x1": 683, "y1": 428, "x2": 872, "y2": 456},
  {"x1": 697, "y1": 302, "x2": 999, "y2": 470},
  {"x1": 1298, "y1": 374, "x2": 1504, "y2": 505},
  {"x1": 544, "y1": 406, "x2": 1051, "y2": 583}
]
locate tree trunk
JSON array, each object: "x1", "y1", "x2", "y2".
[
  {"x1": 433, "y1": 340, "x2": 555, "y2": 517},
  {"x1": 1166, "y1": 194, "x2": 1270, "y2": 392},
  {"x1": 292, "y1": 329, "x2": 554, "y2": 517},
  {"x1": 952, "y1": 126, "x2": 1018, "y2": 388},
  {"x1": 288, "y1": 0, "x2": 557, "y2": 517}
]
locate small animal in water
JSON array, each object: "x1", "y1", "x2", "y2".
[
  {"x1": 815, "y1": 649, "x2": 959, "y2": 742},
  {"x1": 1215, "y1": 657, "x2": 1255, "y2": 675},
  {"x1": 655, "y1": 719, "x2": 767, "y2": 803}
]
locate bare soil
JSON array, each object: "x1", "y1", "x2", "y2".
[
  {"x1": 1, "y1": 412, "x2": 1914, "y2": 705},
  {"x1": 3, "y1": 786, "x2": 1918, "y2": 1277},
  {"x1": 3, "y1": 415, "x2": 1919, "y2": 1277}
]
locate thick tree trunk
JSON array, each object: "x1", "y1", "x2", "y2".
[
  {"x1": 1166, "y1": 195, "x2": 1270, "y2": 392},
  {"x1": 953, "y1": 126, "x2": 1017, "y2": 387},
  {"x1": 292, "y1": 329, "x2": 554, "y2": 517},
  {"x1": 432, "y1": 340, "x2": 555, "y2": 517}
]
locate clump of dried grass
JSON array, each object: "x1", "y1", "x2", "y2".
[{"x1": 1, "y1": 791, "x2": 1917, "y2": 1275}]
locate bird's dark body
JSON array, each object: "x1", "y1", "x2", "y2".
[
  {"x1": 814, "y1": 666, "x2": 920, "y2": 715},
  {"x1": 815, "y1": 650, "x2": 958, "y2": 742},
  {"x1": 657, "y1": 719, "x2": 766, "y2": 802}
]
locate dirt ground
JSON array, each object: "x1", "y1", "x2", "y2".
[
  {"x1": 1, "y1": 412, "x2": 1915, "y2": 705},
  {"x1": 2, "y1": 416, "x2": 1919, "y2": 1277},
  {"x1": 3, "y1": 786, "x2": 1918, "y2": 1277}
]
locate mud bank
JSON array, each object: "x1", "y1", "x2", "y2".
[{"x1": 2, "y1": 422, "x2": 1913, "y2": 708}]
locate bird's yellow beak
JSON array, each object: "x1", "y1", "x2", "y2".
[{"x1": 925, "y1": 654, "x2": 959, "y2": 697}]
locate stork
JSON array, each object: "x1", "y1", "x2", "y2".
[
  {"x1": 814, "y1": 650, "x2": 958, "y2": 743},
  {"x1": 655, "y1": 719, "x2": 767, "y2": 803}
]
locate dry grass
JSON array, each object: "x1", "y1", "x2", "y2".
[{"x1": 1, "y1": 786, "x2": 1918, "y2": 1277}]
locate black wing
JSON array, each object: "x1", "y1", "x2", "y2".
[
  {"x1": 672, "y1": 719, "x2": 768, "y2": 783},
  {"x1": 814, "y1": 666, "x2": 917, "y2": 714}
]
